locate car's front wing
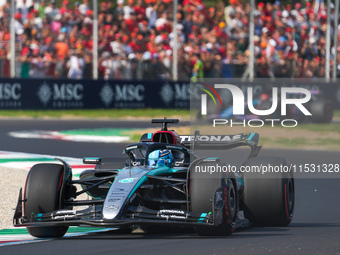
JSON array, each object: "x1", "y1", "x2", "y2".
[{"x1": 13, "y1": 188, "x2": 225, "y2": 228}]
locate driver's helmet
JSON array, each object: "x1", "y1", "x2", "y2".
[{"x1": 148, "y1": 149, "x2": 173, "y2": 168}]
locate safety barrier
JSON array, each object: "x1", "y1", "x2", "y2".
[{"x1": 0, "y1": 78, "x2": 339, "y2": 110}]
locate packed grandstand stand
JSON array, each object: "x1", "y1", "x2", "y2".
[{"x1": 0, "y1": 0, "x2": 339, "y2": 80}]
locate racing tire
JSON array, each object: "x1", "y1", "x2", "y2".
[
  {"x1": 24, "y1": 164, "x2": 69, "y2": 238},
  {"x1": 190, "y1": 162, "x2": 237, "y2": 236},
  {"x1": 310, "y1": 100, "x2": 334, "y2": 123},
  {"x1": 242, "y1": 157, "x2": 294, "y2": 227}
]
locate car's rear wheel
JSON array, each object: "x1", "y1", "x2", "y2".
[
  {"x1": 24, "y1": 164, "x2": 69, "y2": 238},
  {"x1": 190, "y1": 162, "x2": 237, "y2": 236},
  {"x1": 242, "y1": 157, "x2": 294, "y2": 227}
]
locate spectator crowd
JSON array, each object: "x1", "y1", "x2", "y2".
[{"x1": 0, "y1": 0, "x2": 339, "y2": 80}]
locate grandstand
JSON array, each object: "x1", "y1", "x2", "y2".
[{"x1": 0, "y1": 0, "x2": 339, "y2": 80}]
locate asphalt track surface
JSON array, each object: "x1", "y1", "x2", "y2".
[{"x1": 1, "y1": 119, "x2": 340, "y2": 255}]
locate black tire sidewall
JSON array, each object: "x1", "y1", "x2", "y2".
[
  {"x1": 190, "y1": 162, "x2": 237, "y2": 235},
  {"x1": 242, "y1": 157, "x2": 294, "y2": 227},
  {"x1": 24, "y1": 163, "x2": 69, "y2": 238}
]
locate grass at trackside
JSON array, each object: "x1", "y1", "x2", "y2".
[
  {"x1": 260, "y1": 137, "x2": 340, "y2": 151},
  {"x1": 334, "y1": 110, "x2": 340, "y2": 119},
  {"x1": 251, "y1": 121, "x2": 340, "y2": 150},
  {"x1": 0, "y1": 109, "x2": 190, "y2": 119},
  {"x1": 0, "y1": 109, "x2": 338, "y2": 121},
  {"x1": 295, "y1": 123, "x2": 340, "y2": 133}
]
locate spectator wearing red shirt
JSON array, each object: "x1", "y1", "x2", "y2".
[
  {"x1": 183, "y1": 0, "x2": 203, "y2": 9},
  {"x1": 59, "y1": 0, "x2": 70, "y2": 15},
  {"x1": 133, "y1": 0, "x2": 146, "y2": 22},
  {"x1": 125, "y1": 12, "x2": 138, "y2": 32}
]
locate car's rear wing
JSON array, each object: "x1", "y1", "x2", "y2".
[
  {"x1": 181, "y1": 132, "x2": 261, "y2": 157},
  {"x1": 140, "y1": 132, "x2": 261, "y2": 158},
  {"x1": 179, "y1": 132, "x2": 258, "y2": 144}
]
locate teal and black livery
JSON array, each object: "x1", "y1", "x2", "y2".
[{"x1": 13, "y1": 118, "x2": 294, "y2": 239}]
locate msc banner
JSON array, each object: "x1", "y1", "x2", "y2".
[
  {"x1": 0, "y1": 79, "x2": 191, "y2": 109},
  {"x1": 0, "y1": 78, "x2": 339, "y2": 109}
]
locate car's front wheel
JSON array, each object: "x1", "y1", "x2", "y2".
[
  {"x1": 190, "y1": 162, "x2": 237, "y2": 236},
  {"x1": 24, "y1": 163, "x2": 69, "y2": 238}
]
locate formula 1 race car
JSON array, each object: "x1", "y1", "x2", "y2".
[{"x1": 13, "y1": 118, "x2": 295, "y2": 238}]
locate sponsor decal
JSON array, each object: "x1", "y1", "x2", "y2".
[
  {"x1": 156, "y1": 210, "x2": 188, "y2": 220},
  {"x1": 180, "y1": 135, "x2": 241, "y2": 142},
  {"x1": 37, "y1": 81, "x2": 84, "y2": 108},
  {"x1": 108, "y1": 198, "x2": 123, "y2": 203},
  {"x1": 119, "y1": 178, "x2": 137, "y2": 183},
  {"x1": 112, "y1": 188, "x2": 126, "y2": 192},
  {"x1": 37, "y1": 82, "x2": 52, "y2": 105},
  {"x1": 105, "y1": 204, "x2": 120, "y2": 211},
  {"x1": 99, "y1": 83, "x2": 145, "y2": 108},
  {"x1": 110, "y1": 192, "x2": 126, "y2": 196},
  {"x1": 160, "y1": 83, "x2": 191, "y2": 108},
  {"x1": 55, "y1": 210, "x2": 76, "y2": 215},
  {"x1": 99, "y1": 83, "x2": 114, "y2": 106},
  {"x1": 160, "y1": 83, "x2": 174, "y2": 105},
  {"x1": 132, "y1": 161, "x2": 142, "y2": 166},
  {"x1": 53, "y1": 215, "x2": 76, "y2": 220},
  {"x1": 166, "y1": 145, "x2": 181, "y2": 150},
  {"x1": 83, "y1": 158, "x2": 101, "y2": 164},
  {"x1": 158, "y1": 215, "x2": 187, "y2": 220},
  {"x1": 52, "y1": 210, "x2": 77, "y2": 219},
  {"x1": 0, "y1": 83, "x2": 21, "y2": 100},
  {"x1": 125, "y1": 145, "x2": 138, "y2": 151},
  {"x1": 158, "y1": 209, "x2": 185, "y2": 215},
  {"x1": 174, "y1": 160, "x2": 184, "y2": 166},
  {"x1": 0, "y1": 82, "x2": 22, "y2": 108}
]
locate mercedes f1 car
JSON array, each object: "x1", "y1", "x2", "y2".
[{"x1": 13, "y1": 118, "x2": 295, "y2": 237}]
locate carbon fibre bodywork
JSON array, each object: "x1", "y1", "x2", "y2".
[{"x1": 13, "y1": 119, "x2": 269, "y2": 236}]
